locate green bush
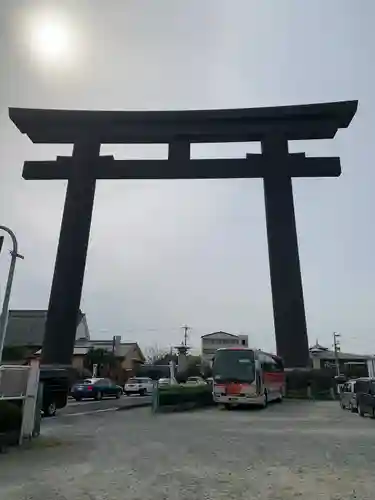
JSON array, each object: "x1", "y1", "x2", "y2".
[
  {"x1": 285, "y1": 368, "x2": 336, "y2": 400},
  {"x1": 0, "y1": 400, "x2": 22, "y2": 433},
  {"x1": 158, "y1": 384, "x2": 214, "y2": 409}
]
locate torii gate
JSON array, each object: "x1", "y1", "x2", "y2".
[{"x1": 9, "y1": 100, "x2": 357, "y2": 368}]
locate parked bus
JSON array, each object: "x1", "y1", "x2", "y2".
[{"x1": 212, "y1": 347, "x2": 285, "y2": 409}]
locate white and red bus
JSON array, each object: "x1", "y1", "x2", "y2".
[{"x1": 212, "y1": 347, "x2": 285, "y2": 409}]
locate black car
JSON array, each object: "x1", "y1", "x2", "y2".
[
  {"x1": 40, "y1": 365, "x2": 71, "y2": 417},
  {"x1": 71, "y1": 378, "x2": 123, "y2": 401},
  {"x1": 356, "y1": 378, "x2": 375, "y2": 418}
]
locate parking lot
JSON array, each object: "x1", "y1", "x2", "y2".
[{"x1": 1, "y1": 400, "x2": 374, "y2": 499}]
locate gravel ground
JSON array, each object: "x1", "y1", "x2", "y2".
[{"x1": 0, "y1": 400, "x2": 374, "y2": 499}]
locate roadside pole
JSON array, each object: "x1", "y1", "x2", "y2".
[
  {"x1": 333, "y1": 332, "x2": 341, "y2": 376},
  {"x1": 0, "y1": 226, "x2": 24, "y2": 364}
]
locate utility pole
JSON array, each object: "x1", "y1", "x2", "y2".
[
  {"x1": 333, "y1": 332, "x2": 341, "y2": 376},
  {"x1": 181, "y1": 325, "x2": 191, "y2": 346}
]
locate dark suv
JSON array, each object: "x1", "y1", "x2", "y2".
[{"x1": 355, "y1": 378, "x2": 375, "y2": 418}]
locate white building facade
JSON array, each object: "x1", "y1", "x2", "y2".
[{"x1": 201, "y1": 331, "x2": 249, "y2": 364}]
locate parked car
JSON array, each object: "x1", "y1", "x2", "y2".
[
  {"x1": 339, "y1": 379, "x2": 358, "y2": 412},
  {"x1": 71, "y1": 378, "x2": 122, "y2": 401},
  {"x1": 124, "y1": 377, "x2": 154, "y2": 396},
  {"x1": 356, "y1": 378, "x2": 375, "y2": 418},
  {"x1": 186, "y1": 376, "x2": 207, "y2": 385},
  {"x1": 40, "y1": 365, "x2": 72, "y2": 417},
  {"x1": 157, "y1": 378, "x2": 173, "y2": 387}
]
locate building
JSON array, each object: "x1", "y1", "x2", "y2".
[
  {"x1": 3, "y1": 309, "x2": 90, "y2": 360},
  {"x1": 309, "y1": 341, "x2": 375, "y2": 378},
  {"x1": 3, "y1": 310, "x2": 145, "y2": 382},
  {"x1": 71, "y1": 336, "x2": 145, "y2": 383},
  {"x1": 201, "y1": 331, "x2": 249, "y2": 364}
]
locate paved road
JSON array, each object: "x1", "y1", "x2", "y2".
[
  {"x1": 2, "y1": 401, "x2": 375, "y2": 499},
  {"x1": 59, "y1": 394, "x2": 151, "y2": 417}
]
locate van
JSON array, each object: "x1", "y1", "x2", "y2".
[
  {"x1": 356, "y1": 378, "x2": 375, "y2": 418},
  {"x1": 339, "y1": 379, "x2": 358, "y2": 412}
]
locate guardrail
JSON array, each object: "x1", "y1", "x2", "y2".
[
  {"x1": 0, "y1": 361, "x2": 40, "y2": 446},
  {"x1": 0, "y1": 365, "x2": 30, "y2": 400}
]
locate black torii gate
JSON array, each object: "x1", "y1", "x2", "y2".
[{"x1": 9, "y1": 101, "x2": 357, "y2": 368}]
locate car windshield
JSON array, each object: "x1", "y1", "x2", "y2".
[
  {"x1": 213, "y1": 350, "x2": 255, "y2": 383},
  {"x1": 128, "y1": 378, "x2": 142, "y2": 383}
]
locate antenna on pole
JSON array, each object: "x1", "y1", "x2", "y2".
[{"x1": 181, "y1": 324, "x2": 191, "y2": 347}]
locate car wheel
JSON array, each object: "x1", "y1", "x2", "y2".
[
  {"x1": 95, "y1": 391, "x2": 103, "y2": 401},
  {"x1": 371, "y1": 408, "x2": 375, "y2": 419},
  {"x1": 115, "y1": 391, "x2": 121, "y2": 399},
  {"x1": 44, "y1": 401, "x2": 57, "y2": 417},
  {"x1": 358, "y1": 404, "x2": 365, "y2": 417},
  {"x1": 340, "y1": 401, "x2": 345, "y2": 409},
  {"x1": 224, "y1": 403, "x2": 232, "y2": 410},
  {"x1": 350, "y1": 402, "x2": 357, "y2": 413},
  {"x1": 125, "y1": 392, "x2": 130, "y2": 396},
  {"x1": 139, "y1": 389, "x2": 146, "y2": 396},
  {"x1": 74, "y1": 397, "x2": 82, "y2": 402}
]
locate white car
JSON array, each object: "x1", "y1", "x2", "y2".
[
  {"x1": 157, "y1": 378, "x2": 173, "y2": 387},
  {"x1": 124, "y1": 377, "x2": 154, "y2": 396},
  {"x1": 186, "y1": 376, "x2": 207, "y2": 385}
]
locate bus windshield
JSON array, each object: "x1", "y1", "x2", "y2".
[{"x1": 212, "y1": 349, "x2": 255, "y2": 383}]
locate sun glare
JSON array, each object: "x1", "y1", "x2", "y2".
[{"x1": 27, "y1": 12, "x2": 76, "y2": 67}]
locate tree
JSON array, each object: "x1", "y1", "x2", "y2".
[
  {"x1": 84, "y1": 348, "x2": 117, "y2": 377},
  {"x1": 144, "y1": 345, "x2": 174, "y2": 365}
]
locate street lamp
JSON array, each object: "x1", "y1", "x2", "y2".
[{"x1": 0, "y1": 225, "x2": 24, "y2": 363}]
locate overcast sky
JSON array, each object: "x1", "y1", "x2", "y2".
[{"x1": 0, "y1": 0, "x2": 374, "y2": 354}]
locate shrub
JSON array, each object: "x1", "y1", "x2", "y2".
[
  {"x1": 0, "y1": 400, "x2": 22, "y2": 434},
  {"x1": 285, "y1": 368, "x2": 336, "y2": 400},
  {"x1": 158, "y1": 384, "x2": 213, "y2": 409}
]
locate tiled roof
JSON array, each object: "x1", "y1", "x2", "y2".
[
  {"x1": 310, "y1": 349, "x2": 372, "y2": 360},
  {"x1": 4, "y1": 309, "x2": 87, "y2": 347}
]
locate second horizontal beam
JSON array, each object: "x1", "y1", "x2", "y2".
[{"x1": 23, "y1": 156, "x2": 341, "y2": 180}]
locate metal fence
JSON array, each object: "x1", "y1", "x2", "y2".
[{"x1": 0, "y1": 365, "x2": 30, "y2": 400}]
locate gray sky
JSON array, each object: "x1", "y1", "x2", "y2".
[{"x1": 0, "y1": 0, "x2": 374, "y2": 354}]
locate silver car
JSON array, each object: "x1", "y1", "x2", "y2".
[{"x1": 339, "y1": 379, "x2": 358, "y2": 412}]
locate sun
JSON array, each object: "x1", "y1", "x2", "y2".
[
  {"x1": 27, "y1": 12, "x2": 76, "y2": 66},
  {"x1": 32, "y1": 21, "x2": 70, "y2": 60}
]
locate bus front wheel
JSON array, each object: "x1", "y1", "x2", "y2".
[{"x1": 260, "y1": 392, "x2": 268, "y2": 409}]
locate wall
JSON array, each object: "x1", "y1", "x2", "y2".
[{"x1": 201, "y1": 333, "x2": 249, "y2": 364}]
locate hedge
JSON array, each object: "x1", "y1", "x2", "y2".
[
  {"x1": 156, "y1": 384, "x2": 214, "y2": 411},
  {"x1": 285, "y1": 368, "x2": 337, "y2": 400}
]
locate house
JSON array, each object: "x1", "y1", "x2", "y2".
[
  {"x1": 3, "y1": 310, "x2": 145, "y2": 382},
  {"x1": 72, "y1": 336, "x2": 145, "y2": 383},
  {"x1": 3, "y1": 309, "x2": 89, "y2": 361},
  {"x1": 309, "y1": 341, "x2": 375, "y2": 378},
  {"x1": 201, "y1": 331, "x2": 249, "y2": 364}
]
